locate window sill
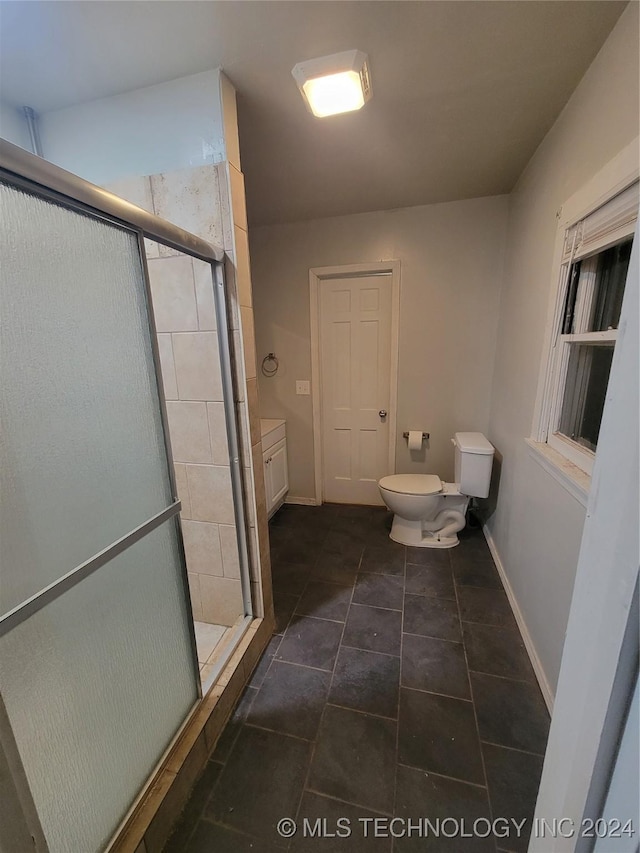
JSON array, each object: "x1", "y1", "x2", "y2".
[{"x1": 525, "y1": 438, "x2": 590, "y2": 507}]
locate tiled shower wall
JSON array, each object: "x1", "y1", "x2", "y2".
[{"x1": 105, "y1": 163, "x2": 248, "y2": 627}]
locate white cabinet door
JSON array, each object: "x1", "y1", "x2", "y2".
[
  {"x1": 269, "y1": 438, "x2": 289, "y2": 508},
  {"x1": 263, "y1": 437, "x2": 289, "y2": 517}
]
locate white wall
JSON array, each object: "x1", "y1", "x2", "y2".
[
  {"x1": 38, "y1": 70, "x2": 225, "y2": 186},
  {"x1": 251, "y1": 196, "x2": 508, "y2": 500},
  {"x1": 486, "y1": 2, "x2": 639, "y2": 696},
  {"x1": 0, "y1": 101, "x2": 30, "y2": 150}
]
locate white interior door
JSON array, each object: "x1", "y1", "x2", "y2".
[{"x1": 319, "y1": 274, "x2": 392, "y2": 505}]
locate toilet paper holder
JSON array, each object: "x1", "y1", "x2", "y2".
[{"x1": 403, "y1": 432, "x2": 430, "y2": 440}]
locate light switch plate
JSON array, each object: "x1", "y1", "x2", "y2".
[{"x1": 296, "y1": 380, "x2": 311, "y2": 395}]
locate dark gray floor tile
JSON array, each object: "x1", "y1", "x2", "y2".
[
  {"x1": 206, "y1": 726, "x2": 311, "y2": 843},
  {"x1": 339, "y1": 505, "x2": 377, "y2": 521},
  {"x1": 464, "y1": 623, "x2": 534, "y2": 681},
  {"x1": 164, "y1": 760, "x2": 223, "y2": 852},
  {"x1": 483, "y1": 743, "x2": 544, "y2": 853},
  {"x1": 211, "y1": 686, "x2": 258, "y2": 762},
  {"x1": 248, "y1": 661, "x2": 331, "y2": 740},
  {"x1": 273, "y1": 504, "x2": 336, "y2": 530},
  {"x1": 398, "y1": 688, "x2": 484, "y2": 784},
  {"x1": 352, "y1": 573, "x2": 404, "y2": 610},
  {"x1": 275, "y1": 592, "x2": 302, "y2": 634},
  {"x1": 272, "y1": 561, "x2": 312, "y2": 596},
  {"x1": 291, "y1": 792, "x2": 392, "y2": 852},
  {"x1": 406, "y1": 547, "x2": 451, "y2": 568},
  {"x1": 403, "y1": 594, "x2": 462, "y2": 642},
  {"x1": 342, "y1": 604, "x2": 402, "y2": 656},
  {"x1": 471, "y1": 673, "x2": 550, "y2": 755},
  {"x1": 401, "y1": 633, "x2": 470, "y2": 699},
  {"x1": 247, "y1": 636, "x2": 282, "y2": 688},
  {"x1": 276, "y1": 616, "x2": 343, "y2": 671},
  {"x1": 313, "y1": 558, "x2": 360, "y2": 587},
  {"x1": 321, "y1": 529, "x2": 366, "y2": 561},
  {"x1": 405, "y1": 564, "x2": 456, "y2": 600},
  {"x1": 456, "y1": 529, "x2": 493, "y2": 559},
  {"x1": 296, "y1": 581, "x2": 353, "y2": 622},
  {"x1": 395, "y1": 765, "x2": 495, "y2": 852},
  {"x1": 331, "y1": 508, "x2": 377, "y2": 538},
  {"x1": 329, "y1": 646, "x2": 400, "y2": 719},
  {"x1": 278, "y1": 536, "x2": 324, "y2": 567},
  {"x1": 457, "y1": 587, "x2": 516, "y2": 628},
  {"x1": 269, "y1": 524, "x2": 292, "y2": 550},
  {"x1": 451, "y1": 554, "x2": 503, "y2": 590},
  {"x1": 185, "y1": 819, "x2": 285, "y2": 852},
  {"x1": 308, "y1": 705, "x2": 397, "y2": 813},
  {"x1": 359, "y1": 542, "x2": 405, "y2": 576}
]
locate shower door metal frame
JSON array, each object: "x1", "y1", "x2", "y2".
[{"x1": 0, "y1": 138, "x2": 254, "y2": 850}]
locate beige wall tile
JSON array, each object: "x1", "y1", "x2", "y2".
[
  {"x1": 104, "y1": 175, "x2": 159, "y2": 259},
  {"x1": 234, "y1": 226, "x2": 253, "y2": 308},
  {"x1": 220, "y1": 73, "x2": 241, "y2": 171},
  {"x1": 247, "y1": 526, "x2": 261, "y2": 583},
  {"x1": 174, "y1": 462, "x2": 191, "y2": 518},
  {"x1": 187, "y1": 572, "x2": 203, "y2": 621},
  {"x1": 251, "y1": 440, "x2": 267, "y2": 528},
  {"x1": 223, "y1": 256, "x2": 241, "y2": 330},
  {"x1": 216, "y1": 163, "x2": 233, "y2": 252},
  {"x1": 151, "y1": 165, "x2": 224, "y2": 252},
  {"x1": 243, "y1": 464, "x2": 256, "y2": 527},
  {"x1": 186, "y1": 464, "x2": 235, "y2": 524},
  {"x1": 256, "y1": 512, "x2": 272, "y2": 583},
  {"x1": 246, "y1": 378, "x2": 261, "y2": 447},
  {"x1": 206, "y1": 402, "x2": 230, "y2": 465},
  {"x1": 229, "y1": 164, "x2": 247, "y2": 230},
  {"x1": 172, "y1": 332, "x2": 223, "y2": 401},
  {"x1": 233, "y1": 332, "x2": 247, "y2": 393},
  {"x1": 166, "y1": 401, "x2": 212, "y2": 463},
  {"x1": 182, "y1": 520, "x2": 223, "y2": 576},
  {"x1": 219, "y1": 524, "x2": 240, "y2": 579},
  {"x1": 193, "y1": 258, "x2": 217, "y2": 331},
  {"x1": 240, "y1": 307, "x2": 257, "y2": 379},
  {"x1": 251, "y1": 580, "x2": 265, "y2": 618},
  {"x1": 237, "y1": 402, "x2": 252, "y2": 466},
  {"x1": 200, "y1": 575, "x2": 244, "y2": 626},
  {"x1": 157, "y1": 334, "x2": 178, "y2": 401},
  {"x1": 148, "y1": 256, "x2": 198, "y2": 333}
]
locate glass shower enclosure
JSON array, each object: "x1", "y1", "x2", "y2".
[{"x1": 0, "y1": 139, "x2": 252, "y2": 852}]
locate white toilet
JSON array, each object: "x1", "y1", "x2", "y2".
[{"x1": 378, "y1": 432, "x2": 495, "y2": 548}]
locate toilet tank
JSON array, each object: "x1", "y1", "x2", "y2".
[{"x1": 453, "y1": 432, "x2": 494, "y2": 498}]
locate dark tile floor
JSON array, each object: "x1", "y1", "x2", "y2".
[{"x1": 165, "y1": 504, "x2": 550, "y2": 853}]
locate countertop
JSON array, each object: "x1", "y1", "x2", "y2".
[{"x1": 260, "y1": 418, "x2": 285, "y2": 438}]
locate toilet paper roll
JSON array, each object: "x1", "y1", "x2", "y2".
[{"x1": 408, "y1": 430, "x2": 423, "y2": 451}]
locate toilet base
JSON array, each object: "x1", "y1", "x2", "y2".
[{"x1": 389, "y1": 515, "x2": 461, "y2": 549}]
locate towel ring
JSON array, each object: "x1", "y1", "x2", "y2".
[{"x1": 261, "y1": 352, "x2": 279, "y2": 377}]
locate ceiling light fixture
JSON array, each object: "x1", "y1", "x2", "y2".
[{"x1": 292, "y1": 49, "x2": 372, "y2": 118}]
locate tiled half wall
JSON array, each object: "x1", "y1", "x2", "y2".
[{"x1": 104, "y1": 162, "x2": 267, "y2": 627}]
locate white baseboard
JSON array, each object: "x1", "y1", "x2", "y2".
[
  {"x1": 482, "y1": 523, "x2": 555, "y2": 715},
  {"x1": 284, "y1": 496, "x2": 318, "y2": 506}
]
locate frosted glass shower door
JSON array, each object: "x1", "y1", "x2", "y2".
[{"x1": 0, "y1": 180, "x2": 200, "y2": 852}]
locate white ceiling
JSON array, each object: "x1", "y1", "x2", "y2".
[{"x1": 0, "y1": 1, "x2": 626, "y2": 225}]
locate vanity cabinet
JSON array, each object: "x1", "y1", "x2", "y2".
[{"x1": 261, "y1": 419, "x2": 289, "y2": 518}]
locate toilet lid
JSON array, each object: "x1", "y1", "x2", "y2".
[{"x1": 379, "y1": 474, "x2": 443, "y2": 496}]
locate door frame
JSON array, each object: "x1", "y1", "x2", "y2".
[{"x1": 309, "y1": 260, "x2": 401, "y2": 505}]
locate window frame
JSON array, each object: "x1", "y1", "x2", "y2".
[{"x1": 531, "y1": 140, "x2": 639, "y2": 491}]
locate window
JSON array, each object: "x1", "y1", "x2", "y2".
[{"x1": 538, "y1": 179, "x2": 638, "y2": 476}]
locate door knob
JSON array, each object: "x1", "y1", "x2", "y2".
[{"x1": 379, "y1": 410, "x2": 387, "y2": 418}]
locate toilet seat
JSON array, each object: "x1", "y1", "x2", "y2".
[{"x1": 378, "y1": 474, "x2": 442, "y2": 496}]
